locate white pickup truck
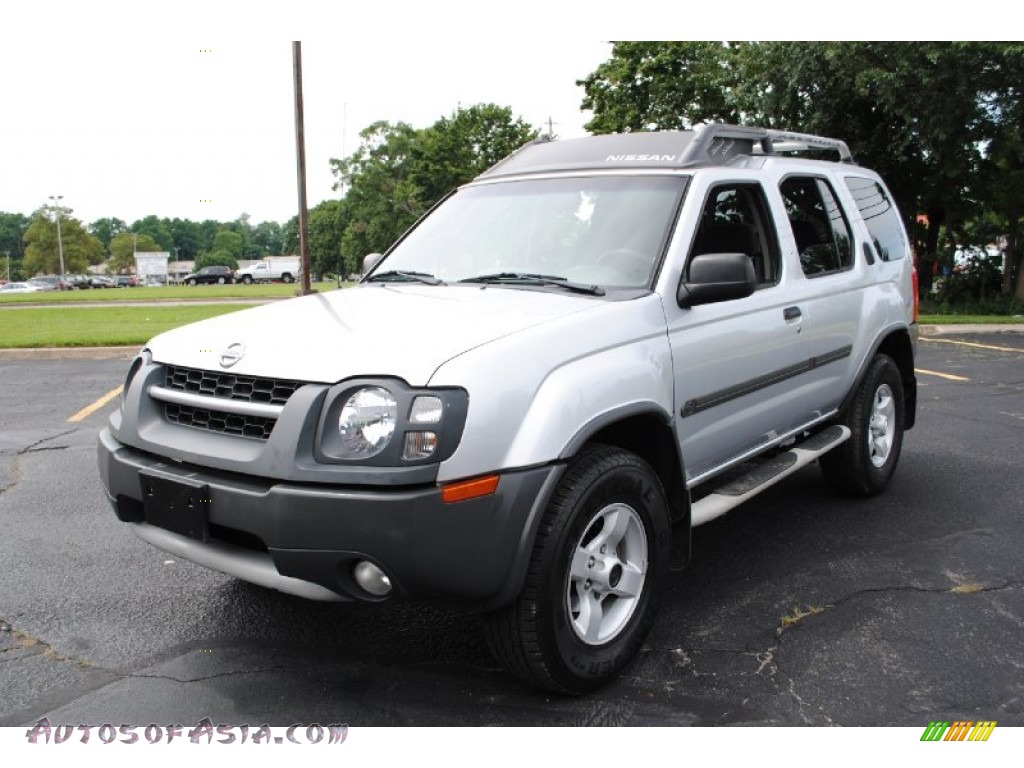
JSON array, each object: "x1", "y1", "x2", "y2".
[{"x1": 236, "y1": 257, "x2": 300, "y2": 284}]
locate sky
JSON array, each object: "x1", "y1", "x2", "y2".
[
  {"x1": 0, "y1": 2, "x2": 1004, "y2": 229},
  {"x1": 1, "y1": 3, "x2": 616, "y2": 227}
]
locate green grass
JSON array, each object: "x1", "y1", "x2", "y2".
[
  {"x1": 0, "y1": 304, "x2": 259, "y2": 348},
  {"x1": 919, "y1": 314, "x2": 1024, "y2": 325},
  {"x1": 0, "y1": 281, "x2": 346, "y2": 304}
]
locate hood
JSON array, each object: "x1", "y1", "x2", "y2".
[{"x1": 146, "y1": 284, "x2": 601, "y2": 385}]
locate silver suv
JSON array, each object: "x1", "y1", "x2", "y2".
[{"x1": 98, "y1": 124, "x2": 917, "y2": 693}]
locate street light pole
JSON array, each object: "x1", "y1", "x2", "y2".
[{"x1": 48, "y1": 195, "x2": 66, "y2": 283}]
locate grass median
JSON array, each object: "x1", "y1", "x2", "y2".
[
  {"x1": 0, "y1": 281, "x2": 345, "y2": 304},
  {"x1": 0, "y1": 304, "x2": 258, "y2": 348}
]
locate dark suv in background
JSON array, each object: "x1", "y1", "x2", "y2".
[{"x1": 183, "y1": 266, "x2": 234, "y2": 285}]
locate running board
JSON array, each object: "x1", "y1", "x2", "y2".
[{"x1": 690, "y1": 425, "x2": 851, "y2": 527}]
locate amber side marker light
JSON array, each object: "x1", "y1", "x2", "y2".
[{"x1": 441, "y1": 474, "x2": 500, "y2": 504}]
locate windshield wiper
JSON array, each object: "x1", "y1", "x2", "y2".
[
  {"x1": 458, "y1": 272, "x2": 605, "y2": 296},
  {"x1": 365, "y1": 270, "x2": 445, "y2": 285}
]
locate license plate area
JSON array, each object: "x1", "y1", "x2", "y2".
[{"x1": 140, "y1": 472, "x2": 209, "y2": 542}]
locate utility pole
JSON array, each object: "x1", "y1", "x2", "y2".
[
  {"x1": 4, "y1": 251, "x2": 9, "y2": 282},
  {"x1": 48, "y1": 195, "x2": 66, "y2": 282},
  {"x1": 292, "y1": 41, "x2": 314, "y2": 295}
]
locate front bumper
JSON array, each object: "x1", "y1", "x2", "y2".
[{"x1": 98, "y1": 428, "x2": 561, "y2": 608}]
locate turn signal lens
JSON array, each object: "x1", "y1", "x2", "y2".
[
  {"x1": 402, "y1": 431, "x2": 438, "y2": 460},
  {"x1": 440, "y1": 474, "x2": 499, "y2": 504}
]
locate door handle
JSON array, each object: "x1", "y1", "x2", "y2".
[{"x1": 783, "y1": 306, "x2": 802, "y2": 321}]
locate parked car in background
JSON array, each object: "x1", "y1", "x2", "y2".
[
  {"x1": 88, "y1": 276, "x2": 116, "y2": 289},
  {"x1": 0, "y1": 281, "x2": 46, "y2": 294},
  {"x1": 236, "y1": 257, "x2": 300, "y2": 284},
  {"x1": 183, "y1": 266, "x2": 234, "y2": 285},
  {"x1": 114, "y1": 275, "x2": 139, "y2": 287},
  {"x1": 27, "y1": 275, "x2": 70, "y2": 291},
  {"x1": 65, "y1": 274, "x2": 89, "y2": 289}
]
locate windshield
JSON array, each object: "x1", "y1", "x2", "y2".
[{"x1": 372, "y1": 175, "x2": 687, "y2": 289}]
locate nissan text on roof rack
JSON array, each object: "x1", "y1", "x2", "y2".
[{"x1": 99, "y1": 123, "x2": 918, "y2": 693}]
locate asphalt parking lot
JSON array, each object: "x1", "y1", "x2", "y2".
[{"x1": 1, "y1": 333, "x2": 1022, "y2": 728}]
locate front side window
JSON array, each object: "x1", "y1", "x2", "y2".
[
  {"x1": 689, "y1": 183, "x2": 780, "y2": 285},
  {"x1": 374, "y1": 175, "x2": 687, "y2": 289},
  {"x1": 781, "y1": 177, "x2": 854, "y2": 276}
]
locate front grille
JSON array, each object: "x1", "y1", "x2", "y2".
[
  {"x1": 158, "y1": 365, "x2": 306, "y2": 440},
  {"x1": 164, "y1": 402, "x2": 277, "y2": 440},
  {"x1": 164, "y1": 365, "x2": 303, "y2": 406}
]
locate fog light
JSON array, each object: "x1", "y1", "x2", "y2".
[
  {"x1": 403, "y1": 431, "x2": 438, "y2": 460},
  {"x1": 353, "y1": 560, "x2": 392, "y2": 597}
]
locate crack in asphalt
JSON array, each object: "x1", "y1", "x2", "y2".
[
  {"x1": 642, "y1": 578, "x2": 1023, "y2": 725},
  {"x1": 17, "y1": 429, "x2": 78, "y2": 455},
  {"x1": 124, "y1": 667, "x2": 287, "y2": 685},
  {"x1": 0, "y1": 429, "x2": 79, "y2": 496}
]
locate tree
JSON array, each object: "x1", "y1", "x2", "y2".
[
  {"x1": 579, "y1": 41, "x2": 1024, "y2": 300},
  {"x1": 167, "y1": 217, "x2": 203, "y2": 261},
  {"x1": 330, "y1": 104, "x2": 538, "y2": 260},
  {"x1": 332, "y1": 120, "x2": 422, "y2": 259},
  {"x1": 251, "y1": 220, "x2": 284, "y2": 256},
  {"x1": 88, "y1": 217, "x2": 127, "y2": 249},
  {"x1": 0, "y1": 212, "x2": 29, "y2": 280},
  {"x1": 307, "y1": 200, "x2": 346, "y2": 277},
  {"x1": 195, "y1": 250, "x2": 237, "y2": 271},
  {"x1": 131, "y1": 216, "x2": 173, "y2": 251},
  {"x1": 22, "y1": 207, "x2": 103, "y2": 275},
  {"x1": 578, "y1": 42, "x2": 740, "y2": 133},
  {"x1": 109, "y1": 232, "x2": 160, "y2": 274},
  {"x1": 212, "y1": 230, "x2": 243, "y2": 259}
]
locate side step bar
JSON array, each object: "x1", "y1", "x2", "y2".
[{"x1": 690, "y1": 425, "x2": 851, "y2": 527}]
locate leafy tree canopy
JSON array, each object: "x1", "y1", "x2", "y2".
[
  {"x1": 212, "y1": 229, "x2": 244, "y2": 259},
  {"x1": 195, "y1": 250, "x2": 238, "y2": 271},
  {"x1": 578, "y1": 41, "x2": 1024, "y2": 299},
  {"x1": 23, "y1": 207, "x2": 103, "y2": 275},
  {"x1": 89, "y1": 217, "x2": 128, "y2": 249},
  {"x1": 109, "y1": 232, "x2": 161, "y2": 274},
  {"x1": 330, "y1": 103, "x2": 538, "y2": 261}
]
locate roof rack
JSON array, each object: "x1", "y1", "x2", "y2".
[{"x1": 680, "y1": 124, "x2": 854, "y2": 166}]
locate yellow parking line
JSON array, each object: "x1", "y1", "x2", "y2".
[
  {"x1": 922, "y1": 338, "x2": 1022, "y2": 353},
  {"x1": 916, "y1": 368, "x2": 970, "y2": 382},
  {"x1": 68, "y1": 386, "x2": 123, "y2": 422}
]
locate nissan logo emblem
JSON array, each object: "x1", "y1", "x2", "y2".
[{"x1": 219, "y1": 342, "x2": 245, "y2": 369}]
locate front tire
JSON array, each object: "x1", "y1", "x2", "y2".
[
  {"x1": 187, "y1": 278, "x2": 197, "y2": 286},
  {"x1": 217, "y1": 276, "x2": 226, "y2": 284},
  {"x1": 820, "y1": 353, "x2": 905, "y2": 496},
  {"x1": 282, "y1": 273, "x2": 293, "y2": 284},
  {"x1": 484, "y1": 445, "x2": 670, "y2": 694}
]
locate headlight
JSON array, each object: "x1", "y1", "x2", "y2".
[
  {"x1": 336, "y1": 387, "x2": 398, "y2": 458},
  {"x1": 316, "y1": 379, "x2": 469, "y2": 467}
]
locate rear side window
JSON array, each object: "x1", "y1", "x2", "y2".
[
  {"x1": 844, "y1": 176, "x2": 907, "y2": 261},
  {"x1": 780, "y1": 177, "x2": 853, "y2": 276}
]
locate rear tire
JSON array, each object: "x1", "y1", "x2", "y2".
[
  {"x1": 282, "y1": 273, "x2": 293, "y2": 284},
  {"x1": 217, "y1": 276, "x2": 226, "y2": 284},
  {"x1": 484, "y1": 445, "x2": 670, "y2": 694},
  {"x1": 820, "y1": 353, "x2": 905, "y2": 497}
]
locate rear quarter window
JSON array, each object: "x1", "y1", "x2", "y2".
[{"x1": 844, "y1": 176, "x2": 907, "y2": 262}]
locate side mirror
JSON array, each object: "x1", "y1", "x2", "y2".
[
  {"x1": 362, "y1": 252, "x2": 383, "y2": 275},
  {"x1": 677, "y1": 252, "x2": 757, "y2": 308}
]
